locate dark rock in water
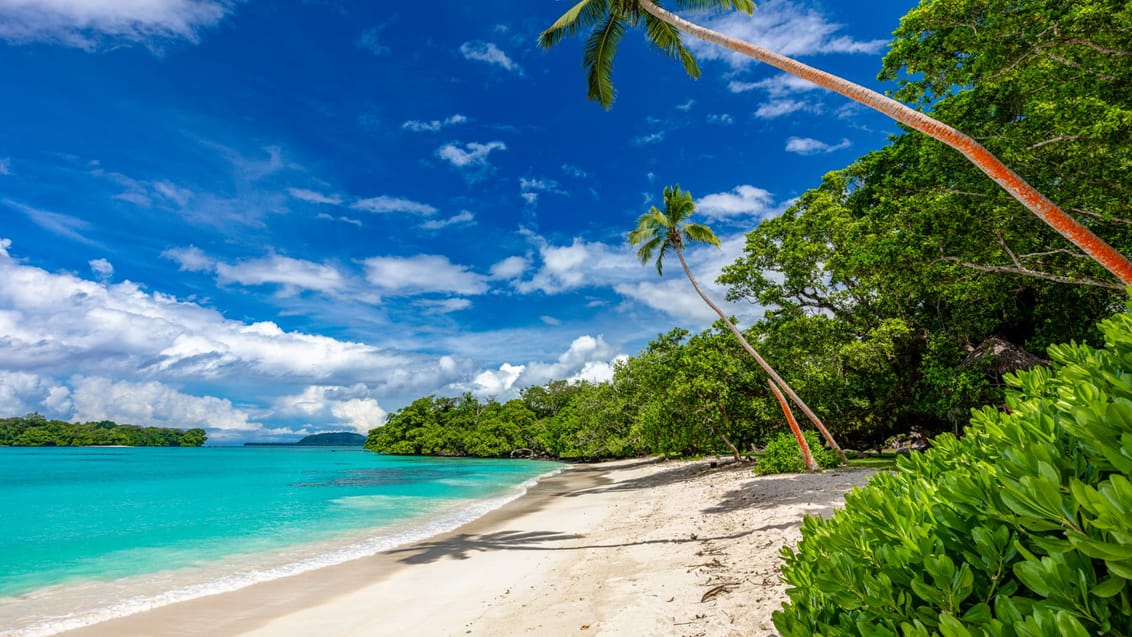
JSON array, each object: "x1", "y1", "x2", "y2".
[{"x1": 296, "y1": 432, "x2": 366, "y2": 446}]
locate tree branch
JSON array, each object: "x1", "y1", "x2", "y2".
[{"x1": 935, "y1": 257, "x2": 1124, "y2": 289}]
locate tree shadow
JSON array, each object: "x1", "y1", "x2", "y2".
[
  {"x1": 701, "y1": 469, "x2": 878, "y2": 517},
  {"x1": 566, "y1": 458, "x2": 753, "y2": 498},
  {"x1": 388, "y1": 527, "x2": 754, "y2": 565}
]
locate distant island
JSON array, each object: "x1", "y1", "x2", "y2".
[
  {"x1": 0, "y1": 414, "x2": 207, "y2": 447},
  {"x1": 244, "y1": 432, "x2": 365, "y2": 447}
]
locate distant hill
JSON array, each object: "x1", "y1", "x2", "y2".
[
  {"x1": 296, "y1": 432, "x2": 365, "y2": 446},
  {"x1": 245, "y1": 432, "x2": 365, "y2": 447}
]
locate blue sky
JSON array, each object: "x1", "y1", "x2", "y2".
[{"x1": 0, "y1": 0, "x2": 916, "y2": 441}]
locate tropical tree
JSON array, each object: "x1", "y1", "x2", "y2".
[
  {"x1": 539, "y1": 0, "x2": 1132, "y2": 286},
  {"x1": 629, "y1": 184, "x2": 844, "y2": 467}
]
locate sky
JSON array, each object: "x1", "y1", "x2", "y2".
[{"x1": 0, "y1": 0, "x2": 918, "y2": 442}]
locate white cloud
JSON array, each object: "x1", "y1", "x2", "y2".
[
  {"x1": 729, "y1": 73, "x2": 820, "y2": 97},
  {"x1": 489, "y1": 255, "x2": 529, "y2": 280},
  {"x1": 754, "y1": 99, "x2": 820, "y2": 119},
  {"x1": 785, "y1": 136, "x2": 851, "y2": 155},
  {"x1": 676, "y1": 99, "x2": 695, "y2": 111},
  {"x1": 561, "y1": 164, "x2": 588, "y2": 178},
  {"x1": 0, "y1": 157, "x2": 10, "y2": 174},
  {"x1": 362, "y1": 254, "x2": 488, "y2": 296},
  {"x1": 519, "y1": 177, "x2": 566, "y2": 206},
  {"x1": 288, "y1": 187, "x2": 343, "y2": 205},
  {"x1": 89, "y1": 258, "x2": 113, "y2": 282},
  {"x1": 707, "y1": 113, "x2": 734, "y2": 125},
  {"x1": 68, "y1": 376, "x2": 260, "y2": 436},
  {"x1": 215, "y1": 254, "x2": 346, "y2": 295},
  {"x1": 459, "y1": 41, "x2": 521, "y2": 73},
  {"x1": 316, "y1": 213, "x2": 364, "y2": 227},
  {"x1": 162, "y1": 245, "x2": 215, "y2": 272},
  {"x1": 632, "y1": 131, "x2": 665, "y2": 145},
  {"x1": 272, "y1": 384, "x2": 387, "y2": 434},
  {"x1": 0, "y1": 0, "x2": 231, "y2": 49},
  {"x1": 4, "y1": 199, "x2": 98, "y2": 246},
  {"x1": 540, "y1": 315, "x2": 561, "y2": 326},
  {"x1": 417, "y1": 298, "x2": 473, "y2": 315},
  {"x1": 467, "y1": 335, "x2": 624, "y2": 399},
  {"x1": 420, "y1": 210, "x2": 475, "y2": 230},
  {"x1": 351, "y1": 195, "x2": 437, "y2": 215},
  {"x1": 694, "y1": 184, "x2": 779, "y2": 221},
  {"x1": 684, "y1": 0, "x2": 888, "y2": 70},
  {"x1": 436, "y1": 141, "x2": 506, "y2": 168},
  {"x1": 0, "y1": 239, "x2": 411, "y2": 382},
  {"x1": 402, "y1": 114, "x2": 468, "y2": 133}
]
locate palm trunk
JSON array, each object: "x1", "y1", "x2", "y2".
[
  {"x1": 639, "y1": 0, "x2": 1132, "y2": 287},
  {"x1": 767, "y1": 378, "x2": 818, "y2": 472},
  {"x1": 673, "y1": 247, "x2": 847, "y2": 464}
]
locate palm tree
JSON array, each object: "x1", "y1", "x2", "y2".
[
  {"x1": 540, "y1": 0, "x2": 1132, "y2": 287},
  {"x1": 630, "y1": 184, "x2": 843, "y2": 468}
]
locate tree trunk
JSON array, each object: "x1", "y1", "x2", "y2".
[
  {"x1": 639, "y1": 0, "x2": 1132, "y2": 287},
  {"x1": 715, "y1": 399, "x2": 742, "y2": 461},
  {"x1": 674, "y1": 248, "x2": 847, "y2": 465},
  {"x1": 767, "y1": 379, "x2": 818, "y2": 472}
]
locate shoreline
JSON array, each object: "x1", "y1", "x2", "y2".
[{"x1": 58, "y1": 458, "x2": 875, "y2": 637}]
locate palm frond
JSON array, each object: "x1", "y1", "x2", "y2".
[
  {"x1": 682, "y1": 223, "x2": 722, "y2": 248},
  {"x1": 642, "y1": 11, "x2": 699, "y2": 79},
  {"x1": 538, "y1": 0, "x2": 608, "y2": 49},
  {"x1": 634, "y1": 234, "x2": 666, "y2": 268},
  {"x1": 655, "y1": 241, "x2": 672, "y2": 275},
  {"x1": 583, "y1": 14, "x2": 627, "y2": 109},
  {"x1": 661, "y1": 184, "x2": 696, "y2": 224}
]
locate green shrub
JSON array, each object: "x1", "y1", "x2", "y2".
[
  {"x1": 755, "y1": 430, "x2": 841, "y2": 475},
  {"x1": 773, "y1": 308, "x2": 1132, "y2": 636}
]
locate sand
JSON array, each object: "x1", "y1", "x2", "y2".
[{"x1": 60, "y1": 458, "x2": 876, "y2": 637}]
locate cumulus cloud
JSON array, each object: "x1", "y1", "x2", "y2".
[
  {"x1": 402, "y1": 114, "x2": 468, "y2": 133},
  {"x1": 467, "y1": 335, "x2": 623, "y2": 399},
  {"x1": 0, "y1": 0, "x2": 231, "y2": 50},
  {"x1": 362, "y1": 254, "x2": 488, "y2": 296},
  {"x1": 519, "y1": 177, "x2": 566, "y2": 206},
  {"x1": 89, "y1": 258, "x2": 113, "y2": 283},
  {"x1": 288, "y1": 187, "x2": 343, "y2": 205},
  {"x1": 162, "y1": 245, "x2": 215, "y2": 272},
  {"x1": 707, "y1": 113, "x2": 734, "y2": 125},
  {"x1": 694, "y1": 184, "x2": 779, "y2": 221},
  {"x1": 214, "y1": 254, "x2": 346, "y2": 295},
  {"x1": 459, "y1": 41, "x2": 521, "y2": 73},
  {"x1": 684, "y1": 0, "x2": 888, "y2": 70},
  {"x1": 351, "y1": 195, "x2": 437, "y2": 215},
  {"x1": 785, "y1": 136, "x2": 851, "y2": 155},
  {"x1": 68, "y1": 376, "x2": 260, "y2": 435},
  {"x1": 0, "y1": 239, "x2": 412, "y2": 385},
  {"x1": 489, "y1": 255, "x2": 529, "y2": 280},
  {"x1": 272, "y1": 384, "x2": 387, "y2": 434},
  {"x1": 436, "y1": 141, "x2": 506, "y2": 169},
  {"x1": 632, "y1": 131, "x2": 665, "y2": 145}
]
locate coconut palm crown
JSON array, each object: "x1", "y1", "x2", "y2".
[
  {"x1": 630, "y1": 185, "x2": 720, "y2": 276},
  {"x1": 538, "y1": 0, "x2": 754, "y2": 109}
]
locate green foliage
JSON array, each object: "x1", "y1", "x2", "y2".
[
  {"x1": 773, "y1": 306, "x2": 1132, "y2": 636},
  {"x1": 755, "y1": 430, "x2": 840, "y2": 475},
  {"x1": 0, "y1": 415, "x2": 207, "y2": 447}
]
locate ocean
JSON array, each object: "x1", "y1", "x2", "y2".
[{"x1": 0, "y1": 447, "x2": 561, "y2": 637}]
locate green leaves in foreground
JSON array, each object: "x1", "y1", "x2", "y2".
[{"x1": 774, "y1": 305, "x2": 1132, "y2": 635}]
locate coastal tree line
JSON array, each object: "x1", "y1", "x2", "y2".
[{"x1": 0, "y1": 414, "x2": 207, "y2": 447}]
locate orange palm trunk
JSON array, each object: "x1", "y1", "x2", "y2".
[
  {"x1": 639, "y1": 0, "x2": 1132, "y2": 287},
  {"x1": 767, "y1": 379, "x2": 818, "y2": 472}
]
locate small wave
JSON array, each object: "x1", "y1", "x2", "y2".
[{"x1": 4, "y1": 465, "x2": 564, "y2": 637}]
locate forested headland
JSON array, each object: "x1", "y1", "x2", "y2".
[
  {"x1": 369, "y1": 0, "x2": 1129, "y2": 462},
  {"x1": 0, "y1": 414, "x2": 207, "y2": 447}
]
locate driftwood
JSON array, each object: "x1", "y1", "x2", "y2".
[{"x1": 700, "y1": 582, "x2": 740, "y2": 603}]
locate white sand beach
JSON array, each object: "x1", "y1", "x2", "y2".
[{"x1": 60, "y1": 458, "x2": 876, "y2": 637}]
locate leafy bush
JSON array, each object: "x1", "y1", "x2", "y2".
[
  {"x1": 755, "y1": 430, "x2": 840, "y2": 475},
  {"x1": 773, "y1": 308, "x2": 1132, "y2": 636}
]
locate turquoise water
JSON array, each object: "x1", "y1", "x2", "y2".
[{"x1": 0, "y1": 447, "x2": 560, "y2": 636}]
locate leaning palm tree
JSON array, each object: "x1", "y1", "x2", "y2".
[
  {"x1": 541, "y1": 0, "x2": 1132, "y2": 286},
  {"x1": 630, "y1": 184, "x2": 844, "y2": 467}
]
